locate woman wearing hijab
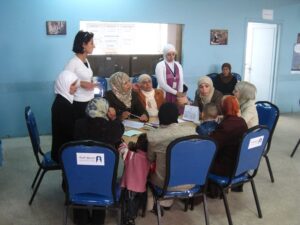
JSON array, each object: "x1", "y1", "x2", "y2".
[
  {"x1": 74, "y1": 97, "x2": 124, "y2": 148},
  {"x1": 51, "y1": 70, "x2": 78, "y2": 163},
  {"x1": 155, "y1": 43, "x2": 185, "y2": 104},
  {"x1": 233, "y1": 81, "x2": 258, "y2": 128},
  {"x1": 73, "y1": 97, "x2": 124, "y2": 225},
  {"x1": 105, "y1": 72, "x2": 148, "y2": 122},
  {"x1": 193, "y1": 75, "x2": 223, "y2": 116},
  {"x1": 213, "y1": 63, "x2": 237, "y2": 95}
]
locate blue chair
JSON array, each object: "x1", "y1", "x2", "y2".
[
  {"x1": 208, "y1": 125, "x2": 270, "y2": 225},
  {"x1": 24, "y1": 106, "x2": 60, "y2": 205},
  {"x1": 207, "y1": 73, "x2": 242, "y2": 82},
  {"x1": 255, "y1": 101, "x2": 280, "y2": 182},
  {"x1": 132, "y1": 74, "x2": 158, "y2": 88},
  {"x1": 149, "y1": 135, "x2": 217, "y2": 225},
  {"x1": 60, "y1": 140, "x2": 121, "y2": 225},
  {"x1": 93, "y1": 76, "x2": 107, "y2": 97},
  {"x1": 231, "y1": 72, "x2": 242, "y2": 81},
  {"x1": 290, "y1": 138, "x2": 300, "y2": 157},
  {"x1": 206, "y1": 73, "x2": 218, "y2": 81}
]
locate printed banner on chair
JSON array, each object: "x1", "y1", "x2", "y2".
[{"x1": 76, "y1": 153, "x2": 105, "y2": 166}]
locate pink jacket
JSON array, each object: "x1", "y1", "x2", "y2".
[{"x1": 121, "y1": 150, "x2": 150, "y2": 193}]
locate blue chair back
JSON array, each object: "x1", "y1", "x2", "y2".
[
  {"x1": 255, "y1": 101, "x2": 279, "y2": 133},
  {"x1": 164, "y1": 135, "x2": 217, "y2": 189},
  {"x1": 132, "y1": 74, "x2": 158, "y2": 88},
  {"x1": 232, "y1": 72, "x2": 242, "y2": 81},
  {"x1": 25, "y1": 106, "x2": 42, "y2": 160},
  {"x1": 60, "y1": 141, "x2": 119, "y2": 204},
  {"x1": 206, "y1": 73, "x2": 218, "y2": 81},
  {"x1": 234, "y1": 126, "x2": 270, "y2": 177},
  {"x1": 94, "y1": 76, "x2": 107, "y2": 97}
]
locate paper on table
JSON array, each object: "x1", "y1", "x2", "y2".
[
  {"x1": 182, "y1": 105, "x2": 200, "y2": 122},
  {"x1": 123, "y1": 130, "x2": 143, "y2": 137},
  {"x1": 122, "y1": 120, "x2": 144, "y2": 129}
]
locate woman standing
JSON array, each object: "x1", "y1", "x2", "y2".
[
  {"x1": 65, "y1": 31, "x2": 96, "y2": 120},
  {"x1": 213, "y1": 63, "x2": 237, "y2": 95},
  {"x1": 105, "y1": 72, "x2": 148, "y2": 122},
  {"x1": 233, "y1": 81, "x2": 258, "y2": 128},
  {"x1": 155, "y1": 44, "x2": 185, "y2": 104},
  {"x1": 193, "y1": 75, "x2": 223, "y2": 116},
  {"x1": 51, "y1": 70, "x2": 78, "y2": 163}
]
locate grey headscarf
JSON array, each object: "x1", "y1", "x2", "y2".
[{"x1": 109, "y1": 72, "x2": 132, "y2": 108}]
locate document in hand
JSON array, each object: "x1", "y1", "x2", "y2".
[
  {"x1": 122, "y1": 120, "x2": 144, "y2": 129},
  {"x1": 182, "y1": 105, "x2": 200, "y2": 122}
]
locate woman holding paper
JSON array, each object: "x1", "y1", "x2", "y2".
[
  {"x1": 193, "y1": 75, "x2": 223, "y2": 116},
  {"x1": 105, "y1": 72, "x2": 149, "y2": 122}
]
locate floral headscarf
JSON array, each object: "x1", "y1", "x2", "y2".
[
  {"x1": 109, "y1": 72, "x2": 132, "y2": 108},
  {"x1": 85, "y1": 97, "x2": 109, "y2": 120}
]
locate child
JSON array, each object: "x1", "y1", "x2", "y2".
[
  {"x1": 196, "y1": 103, "x2": 218, "y2": 136},
  {"x1": 121, "y1": 133, "x2": 150, "y2": 225}
]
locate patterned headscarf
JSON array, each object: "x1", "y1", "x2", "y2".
[
  {"x1": 197, "y1": 76, "x2": 215, "y2": 105},
  {"x1": 109, "y1": 72, "x2": 132, "y2": 108},
  {"x1": 85, "y1": 97, "x2": 109, "y2": 120}
]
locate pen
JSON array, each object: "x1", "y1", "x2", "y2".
[{"x1": 129, "y1": 113, "x2": 140, "y2": 119}]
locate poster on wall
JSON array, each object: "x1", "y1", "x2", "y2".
[
  {"x1": 210, "y1": 29, "x2": 228, "y2": 45},
  {"x1": 291, "y1": 33, "x2": 300, "y2": 74},
  {"x1": 46, "y1": 21, "x2": 66, "y2": 35}
]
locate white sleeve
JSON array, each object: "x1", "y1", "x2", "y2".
[{"x1": 155, "y1": 61, "x2": 177, "y2": 95}]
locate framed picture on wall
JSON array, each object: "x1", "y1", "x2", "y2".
[
  {"x1": 210, "y1": 29, "x2": 228, "y2": 45},
  {"x1": 46, "y1": 21, "x2": 66, "y2": 35}
]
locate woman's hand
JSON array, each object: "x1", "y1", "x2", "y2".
[
  {"x1": 107, "y1": 107, "x2": 116, "y2": 120},
  {"x1": 139, "y1": 114, "x2": 148, "y2": 122},
  {"x1": 80, "y1": 81, "x2": 96, "y2": 90},
  {"x1": 177, "y1": 96, "x2": 188, "y2": 106},
  {"x1": 121, "y1": 111, "x2": 131, "y2": 120},
  {"x1": 176, "y1": 91, "x2": 185, "y2": 97}
]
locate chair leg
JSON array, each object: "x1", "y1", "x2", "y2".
[
  {"x1": 221, "y1": 188, "x2": 233, "y2": 225},
  {"x1": 264, "y1": 155, "x2": 274, "y2": 183},
  {"x1": 203, "y1": 195, "x2": 210, "y2": 225},
  {"x1": 29, "y1": 169, "x2": 46, "y2": 205},
  {"x1": 156, "y1": 199, "x2": 162, "y2": 225},
  {"x1": 184, "y1": 199, "x2": 189, "y2": 212},
  {"x1": 190, "y1": 197, "x2": 194, "y2": 210},
  {"x1": 64, "y1": 205, "x2": 68, "y2": 225},
  {"x1": 290, "y1": 139, "x2": 300, "y2": 158},
  {"x1": 31, "y1": 167, "x2": 42, "y2": 189},
  {"x1": 250, "y1": 180, "x2": 262, "y2": 218}
]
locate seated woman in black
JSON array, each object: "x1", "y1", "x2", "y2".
[
  {"x1": 213, "y1": 63, "x2": 237, "y2": 95},
  {"x1": 73, "y1": 97, "x2": 125, "y2": 225},
  {"x1": 105, "y1": 72, "x2": 149, "y2": 122}
]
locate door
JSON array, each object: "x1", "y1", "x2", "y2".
[{"x1": 244, "y1": 22, "x2": 278, "y2": 101}]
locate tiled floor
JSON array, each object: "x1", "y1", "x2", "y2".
[{"x1": 0, "y1": 113, "x2": 299, "y2": 225}]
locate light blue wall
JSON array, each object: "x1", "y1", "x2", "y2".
[{"x1": 1, "y1": 0, "x2": 300, "y2": 137}]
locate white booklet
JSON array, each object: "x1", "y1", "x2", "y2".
[
  {"x1": 122, "y1": 120, "x2": 144, "y2": 129},
  {"x1": 182, "y1": 105, "x2": 200, "y2": 122}
]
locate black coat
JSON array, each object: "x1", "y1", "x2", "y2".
[{"x1": 51, "y1": 94, "x2": 75, "y2": 163}]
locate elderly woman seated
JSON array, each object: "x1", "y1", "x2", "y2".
[
  {"x1": 135, "y1": 74, "x2": 165, "y2": 117},
  {"x1": 105, "y1": 72, "x2": 149, "y2": 122},
  {"x1": 213, "y1": 63, "x2": 237, "y2": 95}
]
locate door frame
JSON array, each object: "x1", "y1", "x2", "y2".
[{"x1": 243, "y1": 20, "x2": 281, "y2": 102}]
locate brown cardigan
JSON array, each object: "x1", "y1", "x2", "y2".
[{"x1": 136, "y1": 89, "x2": 165, "y2": 111}]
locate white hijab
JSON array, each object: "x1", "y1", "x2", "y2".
[{"x1": 54, "y1": 70, "x2": 78, "y2": 104}]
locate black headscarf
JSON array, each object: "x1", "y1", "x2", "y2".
[{"x1": 158, "y1": 102, "x2": 178, "y2": 125}]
